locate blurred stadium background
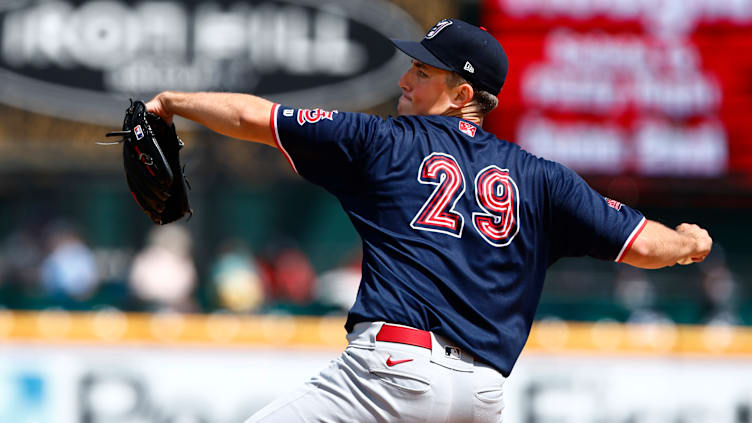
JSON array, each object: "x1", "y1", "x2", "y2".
[{"x1": 1, "y1": 0, "x2": 751, "y2": 421}]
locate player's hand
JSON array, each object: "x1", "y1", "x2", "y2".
[
  {"x1": 145, "y1": 92, "x2": 174, "y2": 125},
  {"x1": 675, "y1": 223, "x2": 712, "y2": 265}
]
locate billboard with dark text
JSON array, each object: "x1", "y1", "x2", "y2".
[{"x1": 0, "y1": 0, "x2": 419, "y2": 124}]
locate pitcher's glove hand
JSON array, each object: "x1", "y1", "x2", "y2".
[{"x1": 104, "y1": 99, "x2": 192, "y2": 225}]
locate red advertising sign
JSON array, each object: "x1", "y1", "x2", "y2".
[{"x1": 482, "y1": 0, "x2": 752, "y2": 189}]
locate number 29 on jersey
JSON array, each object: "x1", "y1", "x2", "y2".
[{"x1": 410, "y1": 152, "x2": 520, "y2": 247}]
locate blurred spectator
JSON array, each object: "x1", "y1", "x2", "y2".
[
  {"x1": 129, "y1": 225, "x2": 197, "y2": 312},
  {"x1": 261, "y1": 245, "x2": 318, "y2": 313},
  {"x1": 209, "y1": 239, "x2": 266, "y2": 313},
  {"x1": 315, "y1": 249, "x2": 362, "y2": 312},
  {"x1": 40, "y1": 221, "x2": 98, "y2": 304},
  {"x1": 613, "y1": 267, "x2": 671, "y2": 324},
  {"x1": 0, "y1": 229, "x2": 44, "y2": 305},
  {"x1": 700, "y1": 263, "x2": 740, "y2": 325}
]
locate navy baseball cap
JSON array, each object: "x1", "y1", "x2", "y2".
[{"x1": 391, "y1": 19, "x2": 508, "y2": 95}]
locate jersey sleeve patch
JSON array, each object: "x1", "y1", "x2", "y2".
[
  {"x1": 604, "y1": 197, "x2": 623, "y2": 211},
  {"x1": 296, "y1": 108, "x2": 338, "y2": 126}
]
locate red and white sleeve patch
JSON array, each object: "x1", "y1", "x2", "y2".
[
  {"x1": 458, "y1": 120, "x2": 476, "y2": 137},
  {"x1": 270, "y1": 103, "x2": 298, "y2": 174},
  {"x1": 604, "y1": 197, "x2": 623, "y2": 211},
  {"x1": 296, "y1": 108, "x2": 338, "y2": 126},
  {"x1": 615, "y1": 217, "x2": 647, "y2": 263}
]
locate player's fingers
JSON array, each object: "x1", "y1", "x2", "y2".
[
  {"x1": 145, "y1": 100, "x2": 160, "y2": 116},
  {"x1": 679, "y1": 238, "x2": 712, "y2": 265},
  {"x1": 675, "y1": 222, "x2": 699, "y2": 233},
  {"x1": 145, "y1": 96, "x2": 173, "y2": 125},
  {"x1": 698, "y1": 231, "x2": 713, "y2": 254}
]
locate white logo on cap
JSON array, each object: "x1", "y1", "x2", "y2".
[
  {"x1": 425, "y1": 19, "x2": 453, "y2": 39},
  {"x1": 463, "y1": 61, "x2": 475, "y2": 73}
]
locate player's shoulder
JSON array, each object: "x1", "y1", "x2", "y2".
[
  {"x1": 524, "y1": 151, "x2": 589, "y2": 194},
  {"x1": 388, "y1": 114, "x2": 505, "y2": 142}
]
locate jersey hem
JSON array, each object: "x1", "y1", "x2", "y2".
[
  {"x1": 270, "y1": 103, "x2": 299, "y2": 174},
  {"x1": 615, "y1": 216, "x2": 647, "y2": 263}
]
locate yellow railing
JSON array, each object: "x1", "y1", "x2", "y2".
[{"x1": 1, "y1": 311, "x2": 751, "y2": 356}]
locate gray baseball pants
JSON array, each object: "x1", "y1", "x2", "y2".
[{"x1": 245, "y1": 321, "x2": 505, "y2": 423}]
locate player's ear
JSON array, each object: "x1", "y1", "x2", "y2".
[{"x1": 450, "y1": 83, "x2": 474, "y2": 109}]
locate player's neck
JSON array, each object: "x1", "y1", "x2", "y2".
[{"x1": 442, "y1": 101, "x2": 484, "y2": 126}]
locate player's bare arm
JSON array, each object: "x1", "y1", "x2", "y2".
[
  {"x1": 622, "y1": 220, "x2": 712, "y2": 269},
  {"x1": 146, "y1": 91, "x2": 276, "y2": 147}
]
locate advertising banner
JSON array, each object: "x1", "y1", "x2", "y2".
[
  {"x1": 0, "y1": 0, "x2": 420, "y2": 123},
  {"x1": 2, "y1": 343, "x2": 752, "y2": 423},
  {"x1": 482, "y1": 0, "x2": 752, "y2": 187},
  {"x1": 2, "y1": 313, "x2": 752, "y2": 422}
]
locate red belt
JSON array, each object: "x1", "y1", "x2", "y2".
[{"x1": 376, "y1": 324, "x2": 432, "y2": 349}]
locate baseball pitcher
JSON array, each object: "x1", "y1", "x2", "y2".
[{"x1": 143, "y1": 19, "x2": 712, "y2": 423}]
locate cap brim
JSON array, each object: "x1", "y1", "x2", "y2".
[{"x1": 390, "y1": 39, "x2": 453, "y2": 71}]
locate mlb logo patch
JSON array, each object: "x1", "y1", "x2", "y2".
[
  {"x1": 134, "y1": 125, "x2": 144, "y2": 140},
  {"x1": 458, "y1": 121, "x2": 476, "y2": 137},
  {"x1": 605, "y1": 197, "x2": 623, "y2": 211},
  {"x1": 445, "y1": 346, "x2": 461, "y2": 360}
]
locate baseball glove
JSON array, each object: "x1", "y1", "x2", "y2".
[{"x1": 104, "y1": 99, "x2": 192, "y2": 225}]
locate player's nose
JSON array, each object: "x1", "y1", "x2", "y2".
[{"x1": 398, "y1": 71, "x2": 411, "y2": 93}]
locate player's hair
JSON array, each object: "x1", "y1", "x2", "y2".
[{"x1": 445, "y1": 72, "x2": 499, "y2": 115}]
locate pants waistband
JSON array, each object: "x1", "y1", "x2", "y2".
[
  {"x1": 375, "y1": 323, "x2": 432, "y2": 349},
  {"x1": 348, "y1": 322, "x2": 477, "y2": 372}
]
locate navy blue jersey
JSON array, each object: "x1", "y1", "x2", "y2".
[{"x1": 271, "y1": 104, "x2": 646, "y2": 376}]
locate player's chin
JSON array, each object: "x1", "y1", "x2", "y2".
[{"x1": 397, "y1": 96, "x2": 412, "y2": 116}]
